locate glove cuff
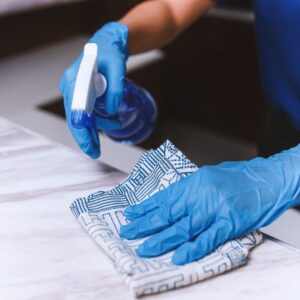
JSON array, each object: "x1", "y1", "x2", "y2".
[{"x1": 92, "y1": 21, "x2": 129, "y2": 61}]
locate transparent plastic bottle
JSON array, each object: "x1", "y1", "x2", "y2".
[{"x1": 94, "y1": 78, "x2": 157, "y2": 144}]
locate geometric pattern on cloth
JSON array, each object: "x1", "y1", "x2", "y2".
[{"x1": 71, "y1": 140, "x2": 264, "y2": 297}]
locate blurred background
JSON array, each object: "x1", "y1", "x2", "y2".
[{"x1": 0, "y1": 0, "x2": 264, "y2": 172}]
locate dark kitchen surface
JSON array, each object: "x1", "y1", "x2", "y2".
[{"x1": 219, "y1": 0, "x2": 252, "y2": 9}]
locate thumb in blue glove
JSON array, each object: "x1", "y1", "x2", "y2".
[
  {"x1": 120, "y1": 145, "x2": 300, "y2": 265},
  {"x1": 59, "y1": 22, "x2": 129, "y2": 159}
]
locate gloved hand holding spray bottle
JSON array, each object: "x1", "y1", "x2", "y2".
[{"x1": 60, "y1": 22, "x2": 157, "y2": 159}]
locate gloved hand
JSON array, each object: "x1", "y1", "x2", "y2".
[
  {"x1": 59, "y1": 22, "x2": 129, "y2": 159},
  {"x1": 120, "y1": 145, "x2": 300, "y2": 265}
]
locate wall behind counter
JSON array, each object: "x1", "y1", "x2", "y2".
[{"x1": 0, "y1": 0, "x2": 139, "y2": 60}]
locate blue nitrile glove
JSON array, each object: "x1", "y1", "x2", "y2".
[
  {"x1": 120, "y1": 145, "x2": 300, "y2": 265},
  {"x1": 59, "y1": 22, "x2": 129, "y2": 159}
]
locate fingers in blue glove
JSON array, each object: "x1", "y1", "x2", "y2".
[
  {"x1": 120, "y1": 209, "x2": 170, "y2": 240},
  {"x1": 123, "y1": 195, "x2": 160, "y2": 221},
  {"x1": 120, "y1": 146, "x2": 300, "y2": 265},
  {"x1": 124, "y1": 178, "x2": 190, "y2": 221},
  {"x1": 59, "y1": 54, "x2": 82, "y2": 96},
  {"x1": 95, "y1": 116, "x2": 121, "y2": 131},
  {"x1": 72, "y1": 126, "x2": 100, "y2": 159},
  {"x1": 92, "y1": 22, "x2": 128, "y2": 115},
  {"x1": 135, "y1": 204, "x2": 214, "y2": 258},
  {"x1": 103, "y1": 62, "x2": 125, "y2": 115},
  {"x1": 63, "y1": 74, "x2": 100, "y2": 159},
  {"x1": 172, "y1": 220, "x2": 231, "y2": 265},
  {"x1": 121, "y1": 182, "x2": 190, "y2": 239}
]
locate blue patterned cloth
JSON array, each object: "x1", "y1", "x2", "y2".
[{"x1": 71, "y1": 140, "x2": 263, "y2": 296}]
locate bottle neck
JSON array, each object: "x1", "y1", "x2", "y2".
[{"x1": 95, "y1": 73, "x2": 107, "y2": 97}]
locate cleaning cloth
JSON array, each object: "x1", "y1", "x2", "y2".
[{"x1": 71, "y1": 140, "x2": 263, "y2": 297}]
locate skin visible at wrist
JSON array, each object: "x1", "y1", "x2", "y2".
[{"x1": 119, "y1": 0, "x2": 214, "y2": 55}]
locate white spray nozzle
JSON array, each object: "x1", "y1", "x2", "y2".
[{"x1": 71, "y1": 43, "x2": 107, "y2": 117}]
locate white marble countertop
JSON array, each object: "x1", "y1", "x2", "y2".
[{"x1": 1, "y1": 116, "x2": 300, "y2": 300}]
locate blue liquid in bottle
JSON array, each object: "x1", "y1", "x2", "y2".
[{"x1": 94, "y1": 78, "x2": 157, "y2": 144}]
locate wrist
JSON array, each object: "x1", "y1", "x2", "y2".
[{"x1": 267, "y1": 144, "x2": 300, "y2": 208}]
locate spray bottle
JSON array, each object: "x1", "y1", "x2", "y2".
[{"x1": 71, "y1": 43, "x2": 157, "y2": 144}]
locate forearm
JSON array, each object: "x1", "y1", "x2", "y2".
[{"x1": 119, "y1": 0, "x2": 214, "y2": 54}]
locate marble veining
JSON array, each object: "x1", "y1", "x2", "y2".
[{"x1": 1, "y1": 116, "x2": 300, "y2": 300}]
